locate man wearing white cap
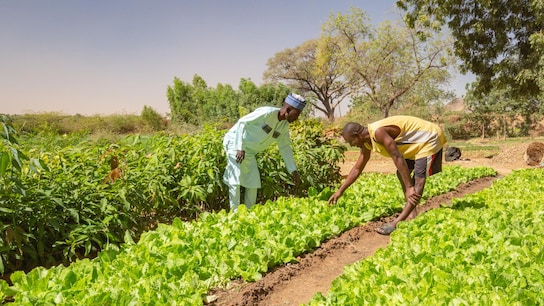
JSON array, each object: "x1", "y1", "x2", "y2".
[{"x1": 223, "y1": 93, "x2": 306, "y2": 212}]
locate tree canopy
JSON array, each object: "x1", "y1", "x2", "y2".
[
  {"x1": 398, "y1": 0, "x2": 544, "y2": 100},
  {"x1": 264, "y1": 7, "x2": 455, "y2": 122}
]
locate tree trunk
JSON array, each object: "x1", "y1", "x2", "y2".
[{"x1": 327, "y1": 111, "x2": 335, "y2": 123}]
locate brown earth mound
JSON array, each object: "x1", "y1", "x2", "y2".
[{"x1": 524, "y1": 142, "x2": 544, "y2": 166}]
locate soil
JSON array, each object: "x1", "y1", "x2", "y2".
[{"x1": 208, "y1": 141, "x2": 541, "y2": 306}]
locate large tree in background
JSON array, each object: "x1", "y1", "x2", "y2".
[
  {"x1": 397, "y1": 0, "x2": 544, "y2": 100},
  {"x1": 528, "y1": 1, "x2": 544, "y2": 104},
  {"x1": 328, "y1": 12, "x2": 456, "y2": 118},
  {"x1": 264, "y1": 7, "x2": 455, "y2": 121},
  {"x1": 263, "y1": 37, "x2": 354, "y2": 122}
]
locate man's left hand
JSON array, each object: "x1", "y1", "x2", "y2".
[{"x1": 405, "y1": 186, "x2": 421, "y2": 206}]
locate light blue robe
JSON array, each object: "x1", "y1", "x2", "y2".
[{"x1": 223, "y1": 106, "x2": 297, "y2": 189}]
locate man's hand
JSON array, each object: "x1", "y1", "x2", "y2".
[
  {"x1": 405, "y1": 186, "x2": 421, "y2": 206},
  {"x1": 236, "y1": 150, "x2": 245, "y2": 163},
  {"x1": 328, "y1": 191, "x2": 343, "y2": 205}
]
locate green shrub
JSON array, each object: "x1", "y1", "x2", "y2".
[
  {"x1": 0, "y1": 120, "x2": 345, "y2": 277},
  {"x1": 141, "y1": 105, "x2": 167, "y2": 131}
]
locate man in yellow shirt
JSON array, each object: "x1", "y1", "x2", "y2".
[{"x1": 328, "y1": 115, "x2": 447, "y2": 235}]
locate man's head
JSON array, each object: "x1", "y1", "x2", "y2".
[
  {"x1": 342, "y1": 122, "x2": 367, "y2": 148},
  {"x1": 280, "y1": 93, "x2": 306, "y2": 123}
]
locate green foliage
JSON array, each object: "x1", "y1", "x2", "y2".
[
  {"x1": 0, "y1": 120, "x2": 345, "y2": 277},
  {"x1": 0, "y1": 166, "x2": 495, "y2": 305},
  {"x1": 0, "y1": 116, "x2": 48, "y2": 275},
  {"x1": 0, "y1": 127, "x2": 229, "y2": 275},
  {"x1": 166, "y1": 75, "x2": 291, "y2": 126},
  {"x1": 238, "y1": 79, "x2": 291, "y2": 116},
  {"x1": 308, "y1": 168, "x2": 543, "y2": 305},
  {"x1": 140, "y1": 105, "x2": 167, "y2": 131},
  {"x1": 9, "y1": 113, "x2": 157, "y2": 136},
  {"x1": 399, "y1": 0, "x2": 544, "y2": 102},
  {"x1": 258, "y1": 119, "x2": 346, "y2": 201}
]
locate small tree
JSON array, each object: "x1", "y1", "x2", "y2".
[
  {"x1": 141, "y1": 106, "x2": 167, "y2": 131},
  {"x1": 263, "y1": 38, "x2": 353, "y2": 122}
]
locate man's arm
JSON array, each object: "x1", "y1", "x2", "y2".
[
  {"x1": 328, "y1": 146, "x2": 371, "y2": 204},
  {"x1": 374, "y1": 127, "x2": 412, "y2": 187},
  {"x1": 374, "y1": 126, "x2": 419, "y2": 205},
  {"x1": 232, "y1": 108, "x2": 271, "y2": 162}
]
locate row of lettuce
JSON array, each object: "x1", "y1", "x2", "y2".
[
  {"x1": 0, "y1": 118, "x2": 345, "y2": 276},
  {"x1": 308, "y1": 168, "x2": 544, "y2": 305},
  {"x1": 0, "y1": 165, "x2": 496, "y2": 305}
]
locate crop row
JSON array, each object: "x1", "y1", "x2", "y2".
[
  {"x1": 0, "y1": 119, "x2": 345, "y2": 275},
  {"x1": 0, "y1": 166, "x2": 496, "y2": 305},
  {"x1": 308, "y1": 168, "x2": 544, "y2": 305}
]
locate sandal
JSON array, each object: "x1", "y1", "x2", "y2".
[{"x1": 376, "y1": 224, "x2": 396, "y2": 235}]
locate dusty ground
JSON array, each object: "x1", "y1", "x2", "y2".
[{"x1": 208, "y1": 141, "x2": 541, "y2": 306}]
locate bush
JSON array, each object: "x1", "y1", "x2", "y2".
[
  {"x1": 0, "y1": 120, "x2": 345, "y2": 277},
  {"x1": 141, "y1": 105, "x2": 168, "y2": 131}
]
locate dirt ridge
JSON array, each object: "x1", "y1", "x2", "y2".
[{"x1": 209, "y1": 176, "x2": 498, "y2": 306}]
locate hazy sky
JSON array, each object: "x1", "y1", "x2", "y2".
[{"x1": 1, "y1": 1, "x2": 472, "y2": 116}]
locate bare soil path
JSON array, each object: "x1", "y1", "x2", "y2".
[{"x1": 209, "y1": 141, "x2": 539, "y2": 306}]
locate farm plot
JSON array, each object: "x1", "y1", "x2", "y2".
[
  {"x1": 0, "y1": 166, "x2": 495, "y2": 305},
  {"x1": 0, "y1": 120, "x2": 345, "y2": 277},
  {"x1": 212, "y1": 176, "x2": 498, "y2": 306},
  {"x1": 307, "y1": 168, "x2": 544, "y2": 305}
]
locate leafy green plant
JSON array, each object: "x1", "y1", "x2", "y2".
[
  {"x1": 0, "y1": 166, "x2": 495, "y2": 305},
  {"x1": 0, "y1": 116, "x2": 49, "y2": 274},
  {"x1": 0, "y1": 120, "x2": 347, "y2": 277},
  {"x1": 259, "y1": 119, "x2": 346, "y2": 200},
  {"x1": 308, "y1": 168, "x2": 543, "y2": 305}
]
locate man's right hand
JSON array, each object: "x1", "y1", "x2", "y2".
[
  {"x1": 236, "y1": 150, "x2": 245, "y2": 163},
  {"x1": 328, "y1": 191, "x2": 343, "y2": 205}
]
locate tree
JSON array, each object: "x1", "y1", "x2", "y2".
[
  {"x1": 263, "y1": 37, "x2": 354, "y2": 122},
  {"x1": 141, "y1": 105, "x2": 167, "y2": 131},
  {"x1": 464, "y1": 83, "x2": 501, "y2": 139},
  {"x1": 398, "y1": 0, "x2": 544, "y2": 101},
  {"x1": 325, "y1": 9, "x2": 455, "y2": 118},
  {"x1": 166, "y1": 76, "x2": 199, "y2": 125},
  {"x1": 264, "y1": 7, "x2": 455, "y2": 121},
  {"x1": 207, "y1": 83, "x2": 239, "y2": 122},
  {"x1": 237, "y1": 79, "x2": 291, "y2": 116},
  {"x1": 167, "y1": 75, "x2": 240, "y2": 125},
  {"x1": 166, "y1": 75, "x2": 295, "y2": 126}
]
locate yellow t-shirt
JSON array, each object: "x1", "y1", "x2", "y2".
[{"x1": 366, "y1": 116, "x2": 446, "y2": 160}]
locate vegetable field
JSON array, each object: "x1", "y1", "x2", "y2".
[
  {"x1": 0, "y1": 118, "x2": 344, "y2": 277},
  {"x1": 308, "y1": 168, "x2": 544, "y2": 305},
  {"x1": 4, "y1": 114, "x2": 542, "y2": 305},
  {"x1": 0, "y1": 165, "x2": 497, "y2": 304}
]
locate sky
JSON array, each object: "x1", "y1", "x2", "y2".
[{"x1": 1, "y1": 1, "x2": 473, "y2": 116}]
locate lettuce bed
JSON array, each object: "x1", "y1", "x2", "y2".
[
  {"x1": 308, "y1": 168, "x2": 544, "y2": 305},
  {"x1": 0, "y1": 166, "x2": 496, "y2": 305}
]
